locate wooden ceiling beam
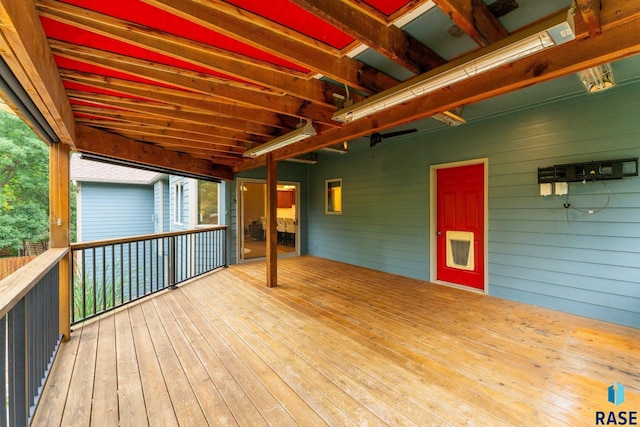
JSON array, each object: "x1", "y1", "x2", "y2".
[
  {"x1": 37, "y1": 0, "x2": 344, "y2": 105},
  {"x1": 433, "y1": 0, "x2": 508, "y2": 46},
  {"x1": 73, "y1": 111, "x2": 266, "y2": 145},
  {"x1": 74, "y1": 118, "x2": 257, "y2": 149},
  {"x1": 291, "y1": 0, "x2": 445, "y2": 74},
  {"x1": 576, "y1": 0, "x2": 602, "y2": 37},
  {"x1": 67, "y1": 91, "x2": 281, "y2": 137},
  {"x1": 235, "y1": 7, "x2": 640, "y2": 170},
  {"x1": 60, "y1": 70, "x2": 299, "y2": 129},
  {"x1": 49, "y1": 41, "x2": 342, "y2": 126},
  {"x1": 0, "y1": 0, "x2": 75, "y2": 145},
  {"x1": 142, "y1": 0, "x2": 399, "y2": 94},
  {"x1": 110, "y1": 133, "x2": 242, "y2": 165},
  {"x1": 75, "y1": 124, "x2": 234, "y2": 180},
  {"x1": 104, "y1": 129, "x2": 245, "y2": 157}
]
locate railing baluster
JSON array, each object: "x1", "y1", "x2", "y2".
[
  {"x1": 82, "y1": 249, "x2": 87, "y2": 320},
  {"x1": 119, "y1": 243, "x2": 124, "y2": 305},
  {"x1": 111, "y1": 243, "x2": 116, "y2": 310},
  {"x1": 143, "y1": 240, "x2": 147, "y2": 297},
  {"x1": 70, "y1": 227, "x2": 227, "y2": 323},
  {"x1": 8, "y1": 300, "x2": 27, "y2": 427},
  {"x1": 128, "y1": 242, "x2": 132, "y2": 304},
  {"x1": 0, "y1": 315, "x2": 6, "y2": 427}
]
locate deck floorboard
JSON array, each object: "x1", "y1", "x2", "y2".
[{"x1": 33, "y1": 256, "x2": 640, "y2": 426}]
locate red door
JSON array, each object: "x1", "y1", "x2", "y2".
[{"x1": 436, "y1": 163, "x2": 485, "y2": 290}]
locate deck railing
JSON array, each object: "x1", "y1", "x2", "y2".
[
  {"x1": 70, "y1": 226, "x2": 228, "y2": 324},
  {"x1": 0, "y1": 248, "x2": 68, "y2": 426}
]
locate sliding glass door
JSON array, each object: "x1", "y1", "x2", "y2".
[{"x1": 238, "y1": 179, "x2": 299, "y2": 262}]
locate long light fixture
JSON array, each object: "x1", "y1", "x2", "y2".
[
  {"x1": 243, "y1": 120, "x2": 317, "y2": 158},
  {"x1": 431, "y1": 109, "x2": 466, "y2": 127},
  {"x1": 332, "y1": 18, "x2": 576, "y2": 123}
]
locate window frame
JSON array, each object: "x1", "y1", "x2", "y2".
[
  {"x1": 325, "y1": 178, "x2": 342, "y2": 215},
  {"x1": 195, "y1": 179, "x2": 220, "y2": 227},
  {"x1": 173, "y1": 180, "x2": 184, "y2": 225}
]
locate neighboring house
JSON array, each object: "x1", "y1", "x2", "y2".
[
  {"x1": 71, "y1": 155, "x2": 168, "y2": 242},
  {"x1": 71, "y1": 155, "x2": 223, "y2": 242}
]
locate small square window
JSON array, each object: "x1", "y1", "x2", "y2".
[{"x1": 326, "y1": 178, "x2": 342, "y2": 214}]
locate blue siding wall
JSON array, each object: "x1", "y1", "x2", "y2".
[
  {"x1": 307, "y1": 81, "x2": 640, "y2": 328},
  {"x1": 79, "y1": 182, "x2": 155, "y2": 241},
  {"x1": 153, "y1": 178, "x2": 169, "y2": 233}
]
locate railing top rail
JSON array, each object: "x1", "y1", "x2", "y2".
[
  {"x1": 0, "y1": 247, "x2": 68, "y2": 318},
  {"x1": 70, "y1": 225, "x2": 229, "y2": 250}
]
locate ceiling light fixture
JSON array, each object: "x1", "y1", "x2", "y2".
[
  {"x1": 431, "y1": 109, "x2": 466, "y2": 127},
  {"x1": 243, "y1": 120, "x2": 317, "y2": 158},
  {"x1": 332, "y1": 17, "x2": 575, "y2": 123},
  {"x1": 577, "y1": 63, "x2": 616, "y2": 94}
]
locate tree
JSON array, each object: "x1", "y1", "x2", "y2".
[{"x1": 0, "y1": 111, "x2": 50, "y2": 253}]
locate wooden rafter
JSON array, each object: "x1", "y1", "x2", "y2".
[
  {"x1": 75, "y1": 124, "x2": 234, "y2": 180},
  {"x1": 36, "y1": 0, "x2": 343, "y2": 105},
  {"x1": 576, "y1": 0, "x2": 602, "y2": 37},
  {"x1": 67, "y1": 91, "x2": 280, "y2": 137},
  {"x1": 433, "y1": 0, "x2": 508, "y2": 46},
  {"x1": 142, "y1": 0, "x2": 399, "y2": 94},
  {"x1": 73, "y1": 110, "x2": 265, "y2": 146},
  {"x1": 291, "y1": 0, "x2": 445, "y2": 74},
  {"x1": 61, "y1": 70, "x2": 299, "y2": 129},
  {"x1": 49, "y1": 40, "x2": 341, "y2": 126},
  {"x1": 74, "y1": 118, "x2": 250, "y2": 154}
]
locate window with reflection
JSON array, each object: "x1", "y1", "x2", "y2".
[{"x1": 326, "y1": 178, "x2": 342, "y2": 214}]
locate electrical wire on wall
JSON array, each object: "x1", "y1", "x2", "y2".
[{"x1": 563, "y1": 180, "x2": 612, "y2": 235}]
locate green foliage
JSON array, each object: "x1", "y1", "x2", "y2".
[{"x1": 0, "y1": 111, "x2": 50, "y2": 251}]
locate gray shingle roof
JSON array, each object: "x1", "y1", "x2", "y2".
[{"x1": 70, "y1": 155, "x2": 163, "y2": 185}]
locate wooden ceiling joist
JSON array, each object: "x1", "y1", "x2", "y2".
[
  {"x1": 36, "y1": 0, "x2": 346, "y2": 105},
  {"x1": 49, "y1": 40, "x2": 342, "y2": 127},
  {"x1": 61, "y1": 70, "x2": 300, "y2": 130},
  {"x1": 142, "y1": 0, "x2": 400, "y2": 93},
  {"x1": 432, "y1": 0, "x2": 509, "y2": 46},
  {"x1": 73, "y1": 112, "x2": 266, "y2": 146},
  {"x1": 291, "y1": 0, "x2": 446, "y2": 74},
  {"x1": 576, "y1": 0, "x2": 602, "y2": 37},
  {"x1": 74, "y1": 119, "x2": 253, "y2": 152},
  {"x1": 67, "y1": 91, "x2": 281, "y2": 137}
]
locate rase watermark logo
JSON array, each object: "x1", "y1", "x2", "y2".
[
  {"x1": 610, "y1": 383, "x2": 626, "y2": 406},
  {"x1": 596, "y1": 382, "x2": 637, "y2": 425}
]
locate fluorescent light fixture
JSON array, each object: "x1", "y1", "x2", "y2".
[
  {"x1": 243, "y1": 120, "x2": 316, "y2": 158},
  {"x1": 332, "y1": 19, "x2": 575, "y2": 123},
  {"x1": 577, "y1": 63, "x2": 615, "y2": 94},
  {"x1": 284, "y1": 154, "x2": 318, "y2": 164},
  {"x1": 431, "y1": 109, "x2": 466, "y2": 127}
]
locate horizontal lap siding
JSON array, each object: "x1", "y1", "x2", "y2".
[
  {"x1": 80, "y1": 183, "x2": 155, "y2": 241},
  {"x1": 308, "y1": 146, "x2": 430, "y2": 281},
  {"x1": 308, "y1": 82, "x2": 640, "y2": 327},
  {"x1": 486, "y1": 88, "x2": 640, "y2": 327}
]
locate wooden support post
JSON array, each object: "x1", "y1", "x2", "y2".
[
  {"x1": 49, "y1": 142, "x2": 71, "y2": 341},
  {"x1": 266, "y1": 153, "x2": 278, "y2": 287}
]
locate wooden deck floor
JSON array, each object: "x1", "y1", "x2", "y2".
[{"x1": 34, "y1": 256, "x2": 639, "y2": 426}]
